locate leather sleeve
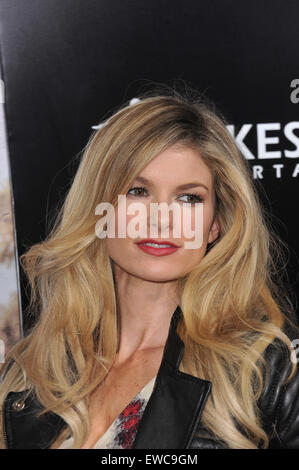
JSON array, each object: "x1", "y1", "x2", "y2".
[
  {"x1": 270, "y1": 364, "x2": 299, "y2": 448},
  {"x1": 258, "y1": 324, "x2": 299, "y2": 449}
]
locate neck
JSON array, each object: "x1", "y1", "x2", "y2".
[{"x1": 113, "y1": 262, "x2": 180, "y2": 364}]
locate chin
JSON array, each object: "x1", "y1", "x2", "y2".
[{"x1": 132, "y1": 268, "x2": 182, "y2": 283}]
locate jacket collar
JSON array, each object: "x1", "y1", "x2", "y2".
[
  {"x1": 133, "y1": 304, "x2": 212, "y2": 449},
  {"x1": 3, "y1": 305, "x2": 212, "y2": 449}
]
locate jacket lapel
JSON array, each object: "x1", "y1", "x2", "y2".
[
  {"x1": 3, "y1": 390, "x2": 66, "y2": 449},
  {"x1": 133, "y1": 305, "x2": 212, "y2": 449},
  {"x1": 3, "y1": 305, "x2": 212, "y2": 449}
]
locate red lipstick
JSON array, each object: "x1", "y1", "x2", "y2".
[{"x1": 136, "y1": 238, "x2": 179, "y2": 256}]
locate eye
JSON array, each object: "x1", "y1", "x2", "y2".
[
  {"x1": 127, "y1": 186, "x2": 148, "y2": 197},
  {"x1": 177, "y1": 193, "x2": 203, "y2": 204}
]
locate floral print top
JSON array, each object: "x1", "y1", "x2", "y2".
[{"x1": 58, "y1": 375, "x2": 157, "y2": 449}]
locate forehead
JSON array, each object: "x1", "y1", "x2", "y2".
[{"x1": 137, "y1": 144, "x2": 213, "y2": 188}]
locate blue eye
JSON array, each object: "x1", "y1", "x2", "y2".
[{"x1": 178, "y1": 193, "x2": 203, "y2": 204}]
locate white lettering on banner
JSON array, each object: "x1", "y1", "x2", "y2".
[
  {"x1": 227, "y1": 124, "x2": 255, "y2": 160},
  {"x1": 292, "y1": 163, "x2": 299, "y2": 178},
  {"x1": 227, "y1": 121, "x2": 299, "y2": 179},
  {"x1": 284, "y1": 122, "x2": 299, "y2": 157},
  {"x1": 273, "y1": 164, "x2": 284, "y2": 178},
  {"x1": 257, "y1": 123, "x2": 281, "y2": 159},
  {"x1": 91, "y1": 97, "x2": 299, "y2": 180},
  {"x1": 227, "y1": 122, "x2": 299, "y2": 160},
  {"x1": 252, "y1": 166, "x2": 264, "y2": 179}
]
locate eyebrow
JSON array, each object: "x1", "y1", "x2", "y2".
[{"x1": 133, "y1": 176, "x2": 209, "y2": 192}]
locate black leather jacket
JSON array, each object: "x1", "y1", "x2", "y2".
[{"x1": 2, "y1": 306, "x2": 299, "y2": 449}]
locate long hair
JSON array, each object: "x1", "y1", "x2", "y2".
[{"x1": 0, "y1": 90, "x2": 298, "y2": 449}]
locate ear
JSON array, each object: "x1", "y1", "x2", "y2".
[{"x1": 208, "y1": 218, "x2": 220, "y2": 244}]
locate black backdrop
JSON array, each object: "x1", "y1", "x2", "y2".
[{"x1": 0, "y1": 0, "x2": 298, "y2": 332}]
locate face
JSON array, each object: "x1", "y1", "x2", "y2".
[{"x1": 105, "y1": 144, "x2": 220, "y2": 282}]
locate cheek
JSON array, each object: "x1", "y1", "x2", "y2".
[
  {"x1": 114, "y1": 201, "x2": 146, "y2": 238},
  {"x1": 105, "y1": 236, "x2": 122, "y2": 259},
  {"x1": 105, "y1": 208, "x2": 137, "y2": 259},
  {"x1": 182, "y1": 205, "x2": 213, "y2": 243}
]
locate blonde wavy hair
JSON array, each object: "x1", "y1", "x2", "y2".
[{"x1": 0, "y1": 90, "x2": 298, "y2": 449}]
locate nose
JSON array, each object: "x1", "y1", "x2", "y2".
[{"x1": 147, "y1": 199, "x2": 174, "y2": 238}]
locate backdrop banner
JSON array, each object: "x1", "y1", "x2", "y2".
[
  {"x1": 0, "y1": 0, "x2": 298, "y2": 331},
  {"x1": 0, "y1": 62, "x2": 22, "y2": 360}
]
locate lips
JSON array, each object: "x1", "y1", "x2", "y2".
[
  {"x1": 136, "y1": 239, "x2": 180, "y2": 256},
  {"x1": 136, "y1": 239, "x2": 179, "y2": 247}
]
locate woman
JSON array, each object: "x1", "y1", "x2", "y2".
[{"x1": 0, "y1": 91, "x2": 299, "y2": 449}]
